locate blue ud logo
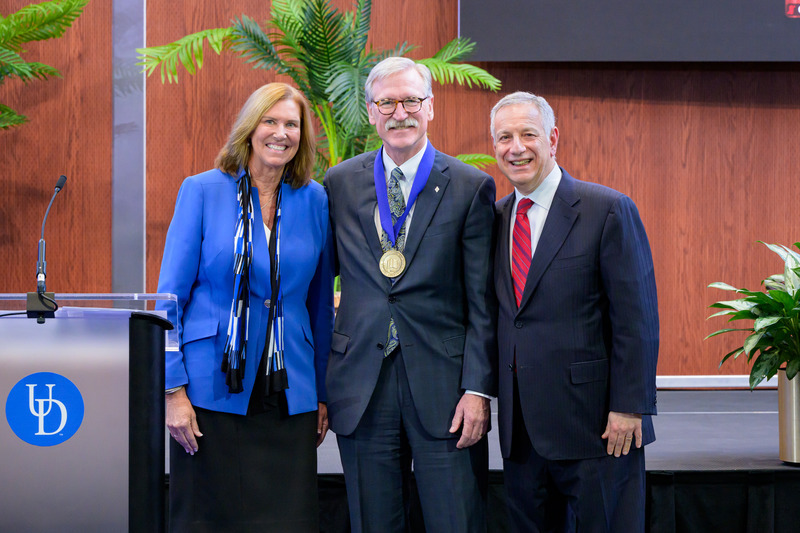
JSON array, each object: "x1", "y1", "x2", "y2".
[{"x1": 5, "y1": 372, "x2": 85, "y2": 446}]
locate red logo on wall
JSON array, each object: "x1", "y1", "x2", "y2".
[{"x1": 787, "y1": 1, "x2": 800, "y2": 17}]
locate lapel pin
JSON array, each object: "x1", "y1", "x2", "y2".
[{"x1": 434, "y1": 186, "x2": 440, "y2": 193}]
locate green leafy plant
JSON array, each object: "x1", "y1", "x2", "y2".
[
  {"x1": 136, "y1": 0, "x2": 501, "y2": 178},
  {"x1": 707, "y1": 241, "x2": 800, "y2": 389},
  {"x1": 0, "y1": 0, "x2": 89, "y2": 129}
]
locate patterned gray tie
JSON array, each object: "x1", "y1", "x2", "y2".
[{"x1": 380, "y1": 167, "x2": 406, "y2": 356}]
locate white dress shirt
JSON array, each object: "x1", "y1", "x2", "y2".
[
  {"x1": 372, "y1": 139, "x2": 427, "y2": 237},
  {"x1": 509, "y1": 165, "x2": 562, "y2": 269}
]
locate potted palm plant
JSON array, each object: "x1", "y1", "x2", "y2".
[
  {"x1": 707, "y1": 241, "x2": 800, "y2": 463},
  {"x1": 136, "y1": 0, "x2": 501, "y2": 179}
]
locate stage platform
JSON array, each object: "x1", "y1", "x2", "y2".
[
  {"x1": 313, "y1": 389, "x2": 800, "y2": 532},
  {"x1": 318, "y1": 389, "x2": 796, "y2": 473},
  {"x1": 643, "y1": 390, "x2": 799, "y2": 533},
  {"x1": 647, "y1": 389, "x2": 792, "y2": 471}
]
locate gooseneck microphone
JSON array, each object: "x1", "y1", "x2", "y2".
[
  {"x1": 27, "y1": 175, "x2": 67, "y2": 323},
  {"x1": 36, "y1": 174, "x2": 67, "y2": 294}
]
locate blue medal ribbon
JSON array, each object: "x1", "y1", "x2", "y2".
[{"x1": 374, "y1": 142, "x2": 436, "y2": 247}]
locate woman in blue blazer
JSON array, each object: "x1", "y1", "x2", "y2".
[{"x1": 156, "y1": 83, "x2": 334, "y2": 532}]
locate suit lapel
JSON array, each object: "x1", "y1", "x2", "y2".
[
  {"x1": 399, "y1": 154, "x2": 449, "y2": 273},
  {"x1": 355, "y1": 152, "x2": 386, "y2": 268},
  {"x1": 496, "y1": 194, "x2": 515, "y2": 306},
  {"x1": 516, "y1": 172, "x2": 580, "y2": 314}
]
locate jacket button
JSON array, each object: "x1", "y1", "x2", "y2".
[
  {"x1": 515, "y1": 321, "x2": 523, "y2": 329},
  {"x1": 264, "y1": 299, "x2": 271, "y2": 308},
  {"x1": 377, "y1": 343, "x2": 384, "y2": 350},
  {"x1": 388, "y1": 296, "x2": 396, "y2": 303},
  {"x1": 508, "y1": 363, "x2": 514, "y2": 371}
]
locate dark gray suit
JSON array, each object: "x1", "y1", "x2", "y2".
[
  {"x1": 325, "y1": 148, "x2": 497, "y2": 532},
  {"x1": 495, "y1": 168, "x2": 659, "y2": 532}
]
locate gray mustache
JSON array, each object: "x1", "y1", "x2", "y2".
[{"x1": 385, "y1": 118, "x2": 419, "y2": 131}]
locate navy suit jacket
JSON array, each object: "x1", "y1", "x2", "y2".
[
  {"x1": 157, "y1": 169, "x2": 334, "y2": 416},
  {"x1": 495, "y1": 168, "x2": 659, "y2": 460},
  {"x1": 324, "y1": 149, "x2": 498, "y2": 439}
]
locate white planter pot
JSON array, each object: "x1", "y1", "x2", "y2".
[{"x1": 778, "y1": 368, "x2": 800, "y2": 464}]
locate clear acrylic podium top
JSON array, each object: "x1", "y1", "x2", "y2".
[{"x1": 0, "y1": 293, "x2": 179, "y2": 350}]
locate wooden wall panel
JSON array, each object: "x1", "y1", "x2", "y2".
[
  {"x1": 0, "y1": 0, "x2": 112, "y2": 294},
  {"x1": 145, "y1": 0, "x2": 284, "y2": 295},
  {"x1": 461, "y1": 63, "x2": 800, "y2": 376},
  {"x1": 143, "y1": 1, "x2": 800, "y2": 377}
]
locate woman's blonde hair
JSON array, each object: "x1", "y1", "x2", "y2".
[{"x1": 215, "y1": 83, "x2": 316, "y2": 187}]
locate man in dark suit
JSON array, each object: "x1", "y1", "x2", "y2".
[
  {"x1": 324, "y1": 57, "x2": 497, "y2": 533},
  {"x1": 491, "y1": 91, "x2": 659, "y2": 532}
]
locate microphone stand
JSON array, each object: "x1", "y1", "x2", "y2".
[{"x1": 27, "y1": 175, "x2": 67, "y2": 323}]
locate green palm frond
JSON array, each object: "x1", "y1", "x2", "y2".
[
  {"x1": 29, "y1": 61, "x2": 61, "y2": 80},
  {"x1": 4, "y1": 60, "x2": 60, "y2": 83},
  {"x1": 350, "y1": 0, "x2": 371, "y2": 54},
  {"x1": 270, "y1": 0, "x2": 306, "y2": 21},
  {"x1": 267, "y1": 4, "x2": 305, "y2": 53},
  {"x1": 361, "y1": 131, "x2": 382, "y2": 153},
  {"x1": 418, "y1": 57, "x2": 500, "y2": 91},
  {"x1": 0, "y1": 47, "x2": 31, "y2": 81},
  {"x1": 326, "y1": 61, "x2": 369, "y2": 133},
  {"x1": 231, "y1": 16, "x2": 291, "y2": 72},
  {"x1": 302, "y1": 0, "x2": 350, "y2": 102},
  {"x1": 313, "y1": 143, "x2": 330, "y2": 181},
  {"x1": 136, "y1": 27, "x2": 232, "y2": 84},
  {"x1": 369, "y1": 42, "x2": 416, "y2": 67},
  {"x1": 268, "y1": 0, "x2": 308, "y2": 60},
  {"x1": 419, "y1": 37, "x2": 500, "y2": 91},
  {"x1": 1, "y1": 46, "x2": 61, "y2": 83},
  {"x1": 1, "y1": 0, "x2": 87, "y2": 129},
  {"x1": 136, "y1": 0, "x2": 502, "y2": 177},
  {"x1": 304, "y1": 0, "x2": 351, "y2": 64},
  {"x1": 0, "y1": 0, "x2": 89, "y2": 51},
  {"x1": 0, "y1": 103, "x2": 27, "y2": 129},
  {"x1": 260, "y1": 8, "x2": 312, "y2": 94},
  {"x1": 430, "y1": 36, "x2": 476, "y2": 63},
  {"x1": 455, "y1": 153, "x2": 497, "y2": 170}
]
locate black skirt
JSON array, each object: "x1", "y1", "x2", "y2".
[{"x1": 168, "y1": 401, "x2": 319, "y2": 533}]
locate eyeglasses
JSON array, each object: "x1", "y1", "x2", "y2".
[{"x1": 372, "y1": 97, "x2": 429, "y2": 116}]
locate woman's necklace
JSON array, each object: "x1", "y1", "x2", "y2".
[
  {"x1": 249, "y1": 165, "x2": 283, "y2": 230},
  {"x1": 258, "y1": 185, "x2": 279, "y2": 230}
]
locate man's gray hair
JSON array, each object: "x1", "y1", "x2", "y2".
[
  {"x1": 490, "y1": 91, "x2": 556, "y2": 140},
  {"x1": 365, "y1": 57, "x2": 433, "y2": 103}
]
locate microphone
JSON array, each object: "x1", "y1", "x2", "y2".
[
  {"x1": 28, "y1": 175, "x2": 67, "y2": 322},
  {"x1": 36, "y1": 175, "x2": 66, "y2": 293}
]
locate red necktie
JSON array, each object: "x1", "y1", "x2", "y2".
[{"x1": 512, "y1": 198, "x2": 534, "y2": 307}]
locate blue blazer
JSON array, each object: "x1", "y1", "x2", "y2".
[{"x1": 157, "y1": 168, "x2": 334, "y2": 416}]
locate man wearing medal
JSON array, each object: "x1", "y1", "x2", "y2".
[{"x1": 324, "y1": 57, "x2": 498, "y2": 533}]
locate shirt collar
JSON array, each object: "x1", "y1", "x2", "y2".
[
  {"x1": 514, "y1": 165, "x2": 562, "y2": 211},
  {"x1": 381, "y1": 138, "x2": 428, "y2": 183}
]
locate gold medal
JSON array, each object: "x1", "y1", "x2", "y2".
[{"x1": 379, "y1": 249, "x2": 406, "y2": 278}]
